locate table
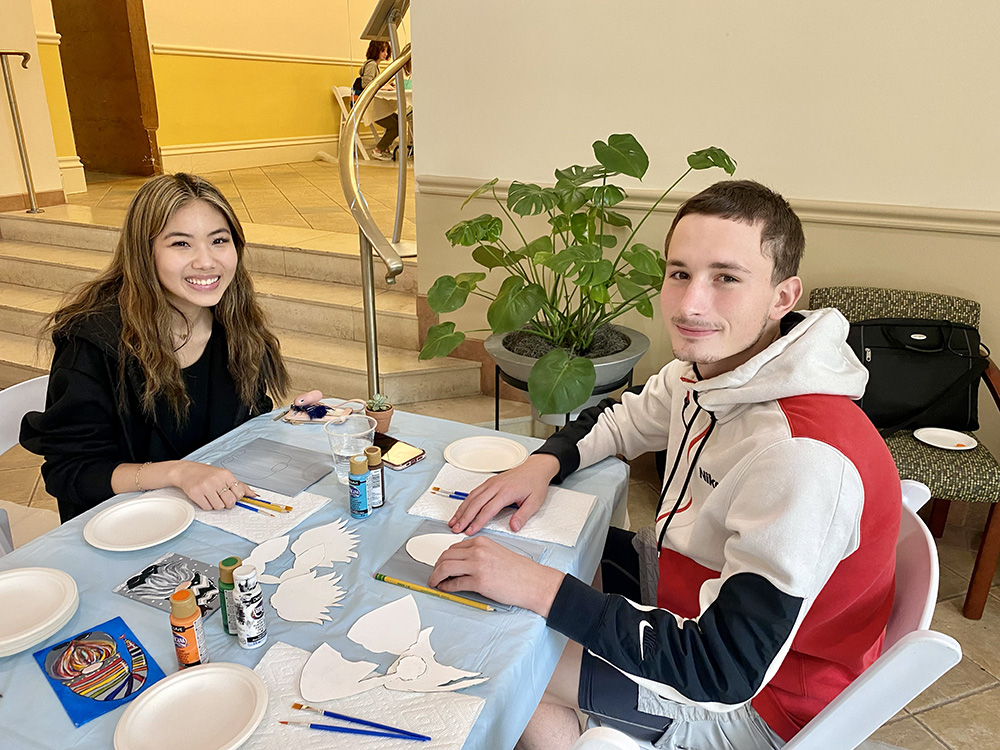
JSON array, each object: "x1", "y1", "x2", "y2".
[{"x1": 0, "y1": 407, "x2": 628, "y2": 749}]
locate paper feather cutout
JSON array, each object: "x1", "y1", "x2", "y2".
[
  {"x1": 299, "y1": 643, "x2": 378, "y2": 701},
  {"x1": 290, "y1": 518, "x2": 359, "y2": 567},
  {"x1": 244, "y1": 536, "x2": 289, "y2": 584},
  {"x1": 270, "y1": 570, "x2": 345, "y2": 624}
]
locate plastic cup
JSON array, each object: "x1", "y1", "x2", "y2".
[{"x1": 325, "y1": 415, "x2": 378, "y2": 484}]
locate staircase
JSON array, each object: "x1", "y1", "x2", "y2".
[{"x1": 0, "y1": 209, "x2": 500, "y2": 415}]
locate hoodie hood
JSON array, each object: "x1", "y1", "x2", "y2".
[{"x1": 692, "y1": 308, "x2": 867, "y2": 416}]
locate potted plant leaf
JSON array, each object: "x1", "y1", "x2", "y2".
[
  {"x1": 419, "y1": 134, "x2": 736, "y2": 416},
  {"x1": 365, "y1": 393, "x2": 394, "y2": 432}
]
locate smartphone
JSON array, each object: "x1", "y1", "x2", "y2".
[{"x1": 373, "y1": 432, "x2": 426, "y2": 470}]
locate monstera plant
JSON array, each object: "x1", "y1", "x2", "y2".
[{"x1": 419, "y1": 134, "x2": 736, "y2": 415}]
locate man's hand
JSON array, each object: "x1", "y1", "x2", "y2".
[
  {"x1": 448, "y1": 453, "x2": 560, "y2": 535},
  {"x1": 428, "y1": 536, "x2": 564, "y2": 617}
]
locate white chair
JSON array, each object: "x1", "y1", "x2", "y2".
[
  {"x1": 332, "y1": 85, "x2": 378, "y2": 161},
  {"x1": 571, "y1": 726, "x2": 640, "y2": 750},
  {"x1": 579, "y1": 481, "x2": 962, "y2": 750},
  {"x1": 0, "y1": 375, "x2": 51, "y2": 554}
]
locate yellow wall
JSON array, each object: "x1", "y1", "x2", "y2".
[
  {"x1": 35, "y1": 41, "x2": 76, "y2": 157},
  {"x1": 151, "y1": 52, "x2": 353, "y2": 147}
]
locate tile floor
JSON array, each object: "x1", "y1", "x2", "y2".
[
  {"x1": 2, "y1": 440, "x2": 997, "y2": 748},
  {"x1": 70, "y1": 160, "x2": 416, "y2": 241}
]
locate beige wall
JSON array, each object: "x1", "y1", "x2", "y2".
[
  {"x1": 0, "y1": 0, "x2": 63, "y2": 200},
  {"x1": 412, "y1": 1, "x2": 1000, "y2": 450}
]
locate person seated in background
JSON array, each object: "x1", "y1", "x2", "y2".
[
  {"x1": 20, "y1": 173, "x2": 292, "y2": 522},
  {"x1": 359, "y1": 39, "x2": 399, "y2": 161},
  {"x1": 430, "y1": 180, "x2": 901, "y2": 749}
]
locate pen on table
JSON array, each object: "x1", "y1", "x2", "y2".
[
  {"x1": 241, "y1": 496, "x2": 292, "y2": 513},
  {"x1": 290, "y1": 703, "x2": 430, "y2": 741},
  {"x1": 279, "y1": 720, "x2": 429, "y2": 740},
  {"x1": 234, "y1": 500, "x2": 276, "y2": 517},
  {"x1": 374, "y1": 573, "x2": 495, "y2": 612}
]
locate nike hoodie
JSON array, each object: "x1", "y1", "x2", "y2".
[{"x1": 542, "y1": 308, "x2": 901, "y2": 741}]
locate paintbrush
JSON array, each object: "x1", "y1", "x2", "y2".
[
  {"x1": 279, "y1": 720, "x2": 428, "y2": 740},
  {"x1": 288, "y1": 704, "x2": 431, "y2": 740}
]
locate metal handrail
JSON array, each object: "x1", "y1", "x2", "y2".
[
  {"x1": 338, "y1": 46, "x2": 411, "y2": 284},
  {"x1": 339, "y1": 44, "x2": 411, "y2": 397},
  {"x1": 0, "y1": 51, "x2": 42, "y2": 214}
]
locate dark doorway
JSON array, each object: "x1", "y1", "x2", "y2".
[{"x1": 51, "y1": 0, "x2": 160, "y2": 176}]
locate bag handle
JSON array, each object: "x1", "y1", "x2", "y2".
[
  {"x1": 880, "y1": 321, "x2": 952, "y2": 353},
  {"x1": 878, "y1": 356, "x2": 988, "y2": 437}
]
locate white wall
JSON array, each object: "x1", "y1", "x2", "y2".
[
  {"x1": 143, "y1": 0, "x2": 409, "y2": 62},
  {"x1": 0, "y1": 0, "x2": 62, "y2": 197},
  {"x1": 413, "y1": 0, "x2": 999, "y2": 211}
]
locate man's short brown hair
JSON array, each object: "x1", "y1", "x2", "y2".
[{"x1": 665, "y1": 180, "x2": 805, "y2": 284}]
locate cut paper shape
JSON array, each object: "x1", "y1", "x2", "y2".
[
  {"x1": 270, "y1": 571, "x2": 345, "y2": 624},
  {"x1": 299, "y1": 643, "x2": 379, "y2": 702},
  {"x1": 405, "y1": 533, "x2": 468, "y2": 567},
  {"x1": 383, "y1": 627, "x2": 487, "y2": 693},
  {"x1": 348, "y1": 594, "x2": 421, "y2": 655},
  {"x1": 290, "y1": 517, "x2": 359, "y2": 567},
  {"x1": 113, "y1": 552, "x2": 220, "y2": 616},
  {"x1": 268, "y1": 544, "x2": 326, "y2": 585},
  {"x1": 244, "y1": 535, "x2": 289, "y2": 584}
]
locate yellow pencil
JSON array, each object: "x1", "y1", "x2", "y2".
[
  {"x1": 240, "y1": 497, "x2": 291, "y2": 513},
  {"x1": 374, "y1": 573, "x2": 495, "y2": 612}
]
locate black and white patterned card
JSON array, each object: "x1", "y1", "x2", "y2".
[{"x1": 113, "y1": 552, "x2": 220, "y2": 616}]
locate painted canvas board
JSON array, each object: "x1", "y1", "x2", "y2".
[
  {"x1": 112, "y1": 552, "x2": 220, "y2": 616},
  {"x1": 32, "y1": 616, "x2": 165, "y2": 727},
  {"x1": 216, "y1": 437, "x2": 334, "y2": 495}
]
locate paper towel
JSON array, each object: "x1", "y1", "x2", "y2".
[
  {"x1": 407, "y1": 464, "x2": 596, "y2": 547},
  {"x1": 244, "y1": 641, "x2": 485, "y2": 750},
  {"x1": 192, "y1": 488, "x2": 332, "y2": 543}
]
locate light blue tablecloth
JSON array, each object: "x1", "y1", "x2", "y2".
[{"x1": 0, "y1": 408, "x2": 628, "y2": 749}]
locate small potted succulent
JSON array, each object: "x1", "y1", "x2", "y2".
[{"x1": 365, "y1": 393, "x2": 394, "y2": 432}]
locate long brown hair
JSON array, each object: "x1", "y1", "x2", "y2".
[{"x1": 50, "y1": 173, "x2": 289, "y2": 418}]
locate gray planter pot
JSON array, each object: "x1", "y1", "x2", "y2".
[{"x1": 484, "y1": 326, "x2": 651, "y2": 424}]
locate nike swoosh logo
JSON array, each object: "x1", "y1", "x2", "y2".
[{"x1": 638, "y1": 620, "x2": 652, "y2": 661}]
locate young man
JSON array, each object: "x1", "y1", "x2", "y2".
[{"x1": 429, "y1": 180, "x2": 901, "y2": 749}]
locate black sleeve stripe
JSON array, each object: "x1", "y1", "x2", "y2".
[{"x1": 548, "y1": 572, "x2": 803, "y2": 705}]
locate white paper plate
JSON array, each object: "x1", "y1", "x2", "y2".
[
  {"x1": 0, "y1": 567, "x2": 79, "y2": 657},
  {"x1": 84, "y1": 495, "x2": 195, "y2": 552},
  {"x1": 114, "y1": 663, "x2": 267, "y2": 750},
  {"x1": 444, "y1": 435, "x2": 528, "y2": 473},
  {"x1": 913, "y1": 428, "x2": 978, "y2": 451}
]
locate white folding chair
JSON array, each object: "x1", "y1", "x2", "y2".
[
  {"x1": 579, "y1": 481, "x2": 962, "y2": 750},
  {"x1": 332, "y1": 85, "x2": 371, "y2": 161},
  {"x1": 0, "y1": 375, "x2": 51, "y2": 553}
]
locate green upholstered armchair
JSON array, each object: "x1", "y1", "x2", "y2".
[{"x1": 809, "y1": 286, "x2": 1000, "y2": 619}]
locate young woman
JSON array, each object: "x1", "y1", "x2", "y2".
[
  {"x1": 20, "y1": 173, "x2": 291, "y2": 521},
  {"x1": 360, "y1": 39, "x2": 399, "y2": 160}
]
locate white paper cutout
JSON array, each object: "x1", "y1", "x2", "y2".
[
  {"x1": 383, "y1": 627, "x2": 487, "y2": 693},
  {"x1": 299, "y1": 643, "x2": 378, "y2": 701},
  {"x1": 302, "y1": 597, "x2": 488, "y2": 700},
  {"x1": 348, "y1": 594, "x2": 421, "y2": 654},
  {"x1": 244, "y1": 535, "x2": 289, "y2": 583},
  {"x1": 264, "y1": 544, "x2": 326, "y2": 585},
  {"x1": 291, "y1": 517, "x2": 359, "y2": 567},
  {"x1": 270, "y1": 570, "x2": 345, "y2": 624},
  {"x1": 405, "y1": 533, "x2": 468, "y2": 567}
]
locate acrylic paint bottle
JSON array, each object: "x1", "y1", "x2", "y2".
[
  {"x1": 233, "y1": 563, "x2": 268, "y2": 650},
  {"x1": 365, "y1": 445, "x2": 385, "y2": 509},
  {"x1": 169, "y1": 588, "x2": 209, "y2": 668},
  {"x1": 349, "y1": 454, "x2": 370, "y2": 519},
  {"x1": 217, "y1": 556, "x2": 242, "y2": 636}
]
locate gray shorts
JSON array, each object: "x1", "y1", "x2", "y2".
[{"x1": 579, "y1": 526, "x2": 784, "y2": 749}]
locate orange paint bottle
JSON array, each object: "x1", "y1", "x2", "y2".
[{"x1": 169, "y1": 589, "x2": 209, "y2": 668}]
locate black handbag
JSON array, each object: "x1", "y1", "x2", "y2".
[{"x1": 848, "y1": 317, "x2": 989, "y2": 436}]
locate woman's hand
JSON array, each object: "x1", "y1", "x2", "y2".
[{"x1": 170, "y1": 460, "x2": 253, "y2": 511}]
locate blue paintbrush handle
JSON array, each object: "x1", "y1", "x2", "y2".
[
  {"x1": 319, "y1": 710, "x2": 431, "y2": 741},
  {"x1": 308, "y1": 722, "x2": 429, "y2": 740}
]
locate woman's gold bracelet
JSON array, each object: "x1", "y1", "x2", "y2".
[{"x1": 135, "y1": 461, "x2": 152, "y2": 492}]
